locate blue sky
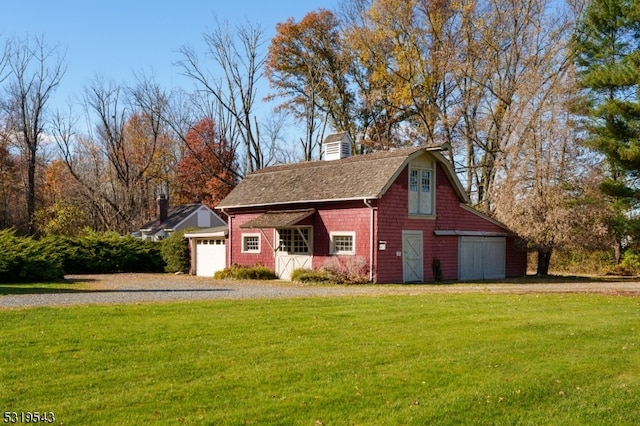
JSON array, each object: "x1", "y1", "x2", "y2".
[{"x1": 2, "y1": 0, "x2": 337, "y2": 113}]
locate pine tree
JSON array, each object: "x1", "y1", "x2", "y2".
[{"x1": 574, "y1": 0, "x2": 640, "y2": 262}]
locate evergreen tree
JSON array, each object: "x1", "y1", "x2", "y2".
[{"x1": 574, "y1": 0, "x2": 640, "y2": 262}]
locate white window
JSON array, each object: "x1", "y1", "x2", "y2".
[
  {"x1": 330, "y1": 232, "x2": 356, "y2": 255},
  {"x1": 409, "y1": 167, "x2": 433, "y2": 215},
  {"x1": 242, "y1": 234, "x2": 261, "y2": 253},
  {"x1": 277, "y1": 228, "x2": 311, "y2": 254}
]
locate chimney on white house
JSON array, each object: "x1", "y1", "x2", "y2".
[
  {"x1": 323, "y1": 132, "x2": 352, "y2": 161},
  {"x1": 157, "y1": 194, "x2": 169, "y2": 222}
]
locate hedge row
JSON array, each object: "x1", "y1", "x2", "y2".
[{"x1": 0, "y1": 229, "x2": 166, "y2": 283}]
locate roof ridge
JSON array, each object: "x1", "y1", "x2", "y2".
[{"x1": 253, "y1": 144, "x2": 432, "y2": 174}]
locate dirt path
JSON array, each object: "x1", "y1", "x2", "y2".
[{"x1": 2, "y1": 273, "x2": 640, "y2": 309}]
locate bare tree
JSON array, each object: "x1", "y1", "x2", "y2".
[
  {"x1": 54, "y1": 76, "x2": 177, "y2": 233},
  {"x1": 448, "y1": 0, "x2": 577, "y2": 212},
  {"x1": 491, "y1": 58, "x2": 611, "y2": 275},
  {"x1": 176, "y1": 18, "x2": 267, "y2": 173},
  {"x1": 1, "y1": 35, "x2": 66, "y2": 234}
]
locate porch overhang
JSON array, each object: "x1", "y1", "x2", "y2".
[{"x1": 240, "y1": 208, "x2": 315, "y2": 229}]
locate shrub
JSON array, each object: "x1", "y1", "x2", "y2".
[
  {"x1": 291, "y1": 268, "x2": 333, "y2": 284},
  {"x1": 608, "y1": 250, "x2": 640, "y2": 276},
  {"x1": 549, "y1": 248, "x2": 615, "y2": 275},
  {"x1": 291, "y1": 257, "x2": 369, "y2": 285},
  {"x1": 214, "y1": 264, "x2": 277, "y2": 280},
  {"x1": 160, "y1": 230, "x2": 191, "y2": 273},
  {"x1": 39, "y1": 231, "x2": 164, "y2": 275},
  {"x1": 0, "y1": 229, "x2": 65, "y2": 283},
  {"x1": 320, "y1": 256, "x2": 369, "y2": 284},
  {"x1": 0, "y1": 229, "x2": 166, "y2": 282}
]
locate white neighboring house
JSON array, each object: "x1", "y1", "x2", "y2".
[
  {"x1": 183, "y1": 226, "x2": 228, "y2": 277},
  {"x1": 139, "y1": 195, "x2": 226, "y2": 242}
]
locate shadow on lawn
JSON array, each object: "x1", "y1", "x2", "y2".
[
  {"x1": 0, "y1": 277, "x2": 234, "y2": 296},
  {"x1": 0, "y1": 286, "x2": 235, "y2": 296},
  {"x1": 502, "y1": 274, "x2": 639, "y2": 283},
  {"x1": 412, "y1": 273, "x2": 640, "y2": 286}
]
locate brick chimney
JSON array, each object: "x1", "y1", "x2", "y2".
[{"x1": 157, "y1": 194, "x2": 169, "y2": 222}]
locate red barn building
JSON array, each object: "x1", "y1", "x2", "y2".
[{"x1": 216, "y1": 133, "x2": 527, "y2": 283}]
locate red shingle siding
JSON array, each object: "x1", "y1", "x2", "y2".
[
  {"x1": 506, "y1": 237, "x2": 528, "y2": 277},
  {"x1": 432, "y1": 235, "x2": 459, "y2": 280},
  {"x1": 376, "y1": 168, "x2": 411, "y2": 282},
  {"x1": 375, "y1": 162, "x2": 527, "y2": 282},
  {"x1": 228, "y1": 203, "x2": 374, "y2": 273},
  {"x1": 229, "y1": 212, "x2": 276, "y2": 269},
  {"x1": 312, "y1": 203, "x2": 372, "y2": 269}
]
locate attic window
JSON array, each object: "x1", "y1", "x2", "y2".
[{"x1": 409, "y1": 167, "x2": 433, "y2": 215}]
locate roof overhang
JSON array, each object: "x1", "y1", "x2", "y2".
[
  {"x1": 184, "y1": 225, "x2": 229, "y2": 239},
  {"x1": 434, "y1": 230, "x2": 509, "y2": 237},
  {"x1": 240, "y1": 209, "x2": 315, "y2": 229}
]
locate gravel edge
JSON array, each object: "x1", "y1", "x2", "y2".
[{"x1": 2, "y1": 273, "x2": 640, "y2": 309}]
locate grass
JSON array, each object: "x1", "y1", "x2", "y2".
[{"x1": 1, "y1": 294, "x2": 639, "y2": 425}]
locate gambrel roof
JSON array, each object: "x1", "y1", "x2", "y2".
[{"x1": 217, "y1": 143, "x2": 468, "y2": 209}]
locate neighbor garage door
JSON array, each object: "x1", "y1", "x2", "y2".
[
  {"x1": 459, "y1": 236, "x2": 505, "y2": 280},
  {"x1": 195, "y1": 238, "x2": 226, "y2": 277}
]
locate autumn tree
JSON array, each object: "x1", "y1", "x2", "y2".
[
  {"x1": 266, "y1": 9, "x2": 354, "y2": 160},
  {"x1": 174, "y1": 117, "x2": 238, "y2": 209},
  {"x1": 34, "y1": 158, "x2": 89, "y2": 236},
  {"x1": 0, "y1": 35, "x2": 66, "y2": 234},
  {"x1": 341, "y1": 0, "x2": 462, "y2": 149}
]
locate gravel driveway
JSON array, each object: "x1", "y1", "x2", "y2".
[{"x1": 2, "y1": 273, "x2": 640, "y2": 309}]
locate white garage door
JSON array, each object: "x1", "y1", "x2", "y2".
[
  {"x1": 459, "y1": 236, "x2": 505, "y2": 280},
  {"x1": 195, "y1": 239, "x2": 226, "y2": 277}
]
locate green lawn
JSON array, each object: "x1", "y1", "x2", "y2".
[{"x1": 1, "y1": 294, "x2": 639, "y2": 425}]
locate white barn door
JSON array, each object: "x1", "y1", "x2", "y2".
[
  {"x1": 276, "y1": 227, "x2": 312, "y2": 280},
  {"x1": 403, "y1": 230, "x2": 424, "y2": 283},
  {"x1": 459, "y1": 236, "x2": 506, "y2": 280}
]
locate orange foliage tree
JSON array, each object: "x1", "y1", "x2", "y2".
[
  {"x1": 34, "y1": 159, "x2": 89, "y2": 236},
  {"x1": 174, "y1": 117, "x2": 239, "y2": 209},
  {"x1": 266, "y1": 9, "x2": 354, "y2": 160}
]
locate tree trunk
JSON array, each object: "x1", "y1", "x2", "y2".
[
  {"x1": 536, "y1": 247, "x2": 552, "y2": 276},
  {"x1": 27, "y1": 146, "x2": 37, "y2": 235},
  {"x1": 614, "y1": 238, "x2": 622, "y2": 264}
]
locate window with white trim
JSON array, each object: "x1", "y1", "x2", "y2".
[
  {"x1": 409, "y1": 167, "x2": 433, "y2": 215},
  {"x1": 241, "y1": 234, "x2": 261, "y2": 253},
  {"x1": 277, "y1": 228, "x2": 311, "y2": 254},
  {"x1": 330, "y1": 232, "x2": 356, "y2": 255}
]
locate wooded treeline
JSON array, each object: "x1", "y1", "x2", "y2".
[{"x1": 1, "y1": 0, "x2": 639, "y2": 275}]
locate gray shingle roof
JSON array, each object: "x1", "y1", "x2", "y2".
[
  {"x1": 218, "y1": 144, "x2": 452, "y2": 209},
  {"x1": 140, "y1": 204, "x2": 203, "y2": 233}
]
